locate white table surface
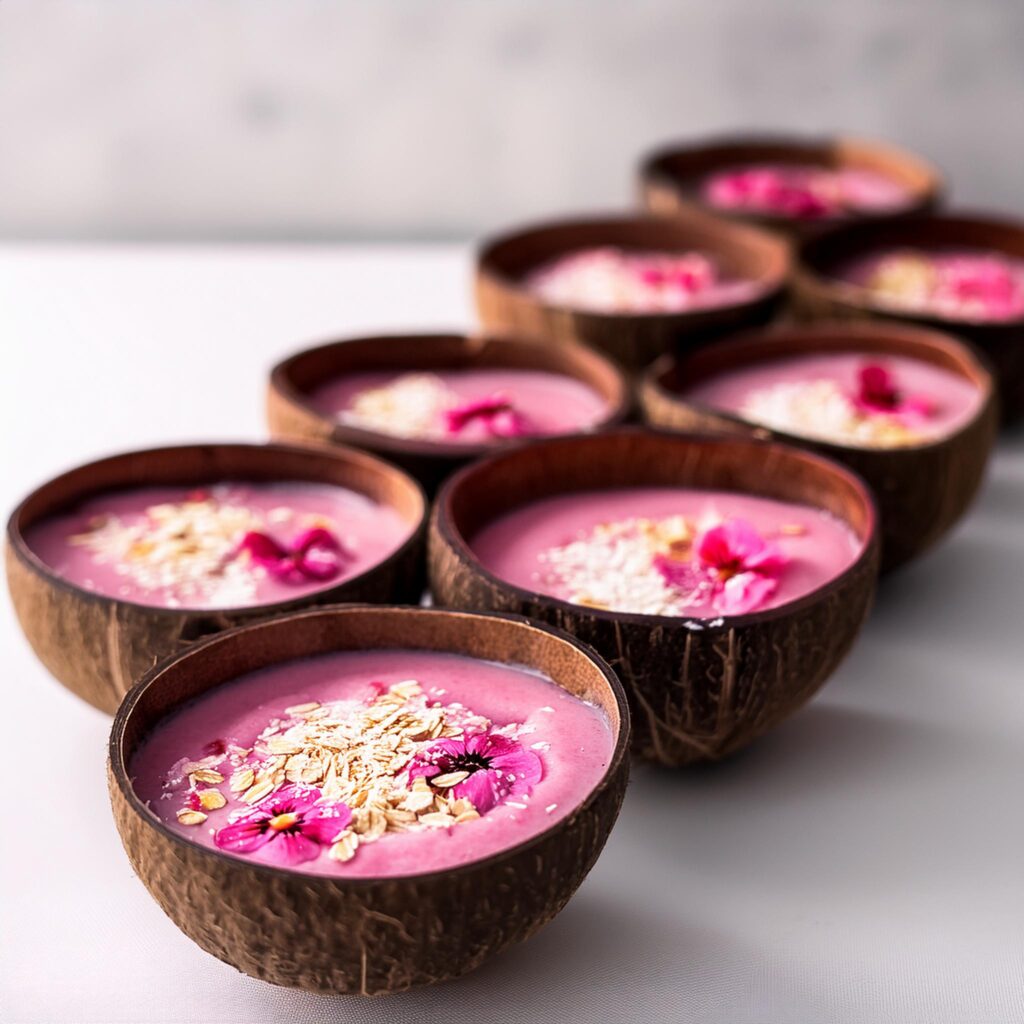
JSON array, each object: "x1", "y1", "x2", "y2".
[{"x1": 2, "y1": 243, "x2": 1022, "y2": 1024}]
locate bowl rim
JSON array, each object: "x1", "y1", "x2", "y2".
[
  {"x1": 7, "y1": 440, "x2": 428, "y2": 618},
  {"x1": 432, "y1": 427, "x2": 880, "y2": 629},
  {"x1": 640, "y1": 321, "x2": 997, "y2": 455},
  {"x1": 108, "y1": 603, "x2": 632, "y2": 887},
  {"x1": 475, "y1": 209, "x2": 790, "y2": 323},
  {"x1": 268, "y1": 331, "x2": 633, "y2": 460},
  {"x1": 639, "y1": 131, "x2": 944, "y2": 226},
  {"x1": 795, "y1": 210, "x2": 1024, "y2": 329}
]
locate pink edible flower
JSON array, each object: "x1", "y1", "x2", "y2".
[
  {"x1": 937, "y1": 255, "x2": 1024, "y2": 319},
  {"x1": 444, "y1": 395, "x2": 530, "y2": 438},
  {"x1": 693, "y1": 518, "x2": 788, "y2": 615},
  {"x1": 237, "y1": 526, "x2": 349, "y2": 583},
  {"x1": 214, "y1": 784, "x2": 351, "y2": 866},
  {"x1": 408, "y1": 729, "x2": 543, "y2": 813},
  {"x1": 706, "y1": 166, "x2": 835, "y2": 219},
  {"x1": 853, "y1": 364, "x2": 933, "y2": 422}
]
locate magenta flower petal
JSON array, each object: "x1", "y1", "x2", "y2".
[
  {"x1": 261, "y1": 830, "x2": 322, "y2": 866},
  {"x1": 215, "y1": 818, "x2": 274, "y2": 854},
  {"x1": 451, "y1": 770, "x2": 501, "y2": 814},
  {"x1": 237, "y1": 527, "x2": 348, "y2": 584},
  {"x1": 445, "y1": 394, "x2": 531, "y2": 438},
  {"x1": 716, "y1": 571, "x2": 778, "y2": 615},
  {"x1": 299, "y1": 805, "x2": 352, "y2": 845}
]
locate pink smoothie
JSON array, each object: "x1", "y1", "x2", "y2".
[
  {"x1": 702, "y1": 164, "x2": 913, "y2": 220},
  {"x1": 682, "y1": 352, "x2": 982, "y2": 447},
  {"x1": 25, "y1": 482, "x2": 413, "y2": 610},
  {"x1": 310, "y1": 368, "x2": 609, "y2": 444},
  {"x1": 130, "y1": 649, "x2": 615, "y2": 878},
  {"x1": 840, "y1": 248, "x2": 1024, "y2": 322},
  {"x1": 524, "y1": 247, "x2": 763, "y2": 315},
  {"x1": 470, "y1": 488, "x2": 863, "y2": 618}
]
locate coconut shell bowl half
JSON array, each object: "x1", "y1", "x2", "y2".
[
  {"x1": 474, "y1": 212, "x2": 789, "y2": 372},
  {"x1": 267, "y1": 332, "x2": 630, "y2": 494},
  {"x1": 429, "y1": 430, "x2": 879, "y2": 766},
  {"x1": 640, "y1": 324, "x2": 997, "y2": 572},
  {"x1": 6, "y1": 443, "x2": 427, "y2": 714},
  {"x1": 640, "y1": 133, "x2": 942, "y2": 240},
  {"x1": 108, "y1": 604, "x2": 630, "y2": 995},
  {"x1": 792, "y1": 213, "x2": 1024, "y2": 421}
]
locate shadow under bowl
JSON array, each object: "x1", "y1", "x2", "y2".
[
  {"x1": 428, "y1": 429, "x2": 879, "y2": 766},
  {"x1": 107, "y1": 604, "x2": 630, "y2": 995},
  {"x1": 792, "y1": 212, "x2": 1024, "y2": 421},
  {"x1": 6, "y1": 442, "x2": 427, "y2": 714},
  {"x1": 474, "y1": 212, "x2": 790, "y2": 372},
  {"x1": 639, "y1": 322, "x2": 998, "y2": 571},
  {"x1": 640, "y1": 132, "x2": 943, "y2": 240},
  {"x1": 267, "y1": 332, "x2": 631, "y2": 494}
]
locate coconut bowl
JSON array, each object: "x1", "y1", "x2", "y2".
[
  {"x1": 792, "y1": 212, "x2": 1024, "y2": 421},
  {"x1": 640, "y1": 323, "x2": 997, "y2": 571},
  {"x1": 429, "y1": 429, "x2": 879, "y2": 766},
  {"x1": 108, "y1": 604, "x2": 630, "y2": 995},
  {"x1": 640, "y1": 133, "x2": 942, "y2": 240},
  {"x1": 474, "y1": 212, "x2": 789, "y2": 372},
  {"x1": 6, "y1": 443, "x2": 427, "y2": 714},
  {"x1": 267, "y1": 332, "x2": 631, "y2": 493}
]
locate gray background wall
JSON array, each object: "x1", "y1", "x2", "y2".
[{"x1": 1, "y1": 0, "x2": 1021, "y2": 241}]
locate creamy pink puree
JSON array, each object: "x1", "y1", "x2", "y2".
[
  {"x1": 703, "y1": 164, "x2": 912, "y2": 219},
  {"x1": 471, "y1": 488, "x2": 862, "y2": 617},
  {"x1": 25, "y1": 482, "x2": 412, "y2": 610},
  {"x1": 310, "y1": 368, "x2": 608, "y2": 444},
  {"x1": 130, "y1": 650, "x2": 614, "y2": 878},
  {"x1": 684, "y1": 352, "x2": 981, "y2": 443}
]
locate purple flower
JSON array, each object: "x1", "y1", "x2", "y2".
[
  {"x1": 214, "y1": 784, "x2": 351, "y2": 865},
  {"x1": 237, "y1": 526, "x2": 350, "y2": 583},
  {"x1": 853, "y1": 363, "x2": 933, "y2": 423},
  {"x1": 408, "y1": 730, "x2": 543, "y2": 813}
]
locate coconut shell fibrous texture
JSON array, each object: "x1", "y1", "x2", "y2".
[
  {"x1": 7, "y1": 443, "x2": 428, "y2": 714},
  {"x1": 791, "y1": 213, "x2": 1024, "y2": 423},
  {"x1": 108, "y1": 605, "x2": 630, "y2": 995},
  {"x1": 266, "y1": 332, "x2": 632, "y2": 495},
  {"x1": 639, "y1": 133, "x2": 943, "y2": 241},
  {"x1": 474, "y1": 212, "x2": 790, "y2": 372},
  {"x1": 429, "y1": 430, "x2": 880, "y2": 766},
  {"x1": 639, "y1": 323, "x2": 998, "y2": 572}
]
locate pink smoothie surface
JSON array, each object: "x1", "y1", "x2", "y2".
[
  {"x1": 470, "y1": 487, "x2": 863, "y2": 617},
  {"x1": 25, "y1": 482, "x2": 413, "y2": 610},
  {"x1": 839, "y1": 248, "x2": 1024, "y2": 322},
  {"x1": 683, "y1": 352, "x2": 982, "y2": 440},
  {"x1": 310, "y1": 367, "x2": 609, "y2": 444},
  {"x1": 702, "y1": 164, "x2": 913, "y2": 219},
  {"x1": 130, "y1": 649, "x2": 615, "y2": 878}
]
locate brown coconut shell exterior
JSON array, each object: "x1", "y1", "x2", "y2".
[
  {"x1": 791, "y1": 212, "x2": 1024, "y2": 421},
  {"x1": 429, "y1": 429, "x2": 879, "y2": 766},
  {"x1": 108, "y1": 605, "x2": 630, "y2": 995},
  {"x1": 266, "y1": 332, "x2": 631, "y2": 494},
  {"x1": 639, "y1": 323, "x2": 997, "y2": 571},
  {"x1": 640, "y1": 133, "x2": 943, "y2": 241},
  {"x1": 7, "y1": 443, "x2": 427, "y2": 714},
  {"x1": 474, "y1": 212, "x2": 790, "y2": 372}
]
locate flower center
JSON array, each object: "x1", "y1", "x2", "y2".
[
  {"x1": 268, "y1": 812, "x2": 299, "y2": 832},
  {"x1": 448, "y1": 752, "x2": 492, "y2": 776}
]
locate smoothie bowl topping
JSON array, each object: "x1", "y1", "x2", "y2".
[
  {"x1": 738, "y1": 361, "x2": 935, "y2": 447},
  {"x1": 537, "y1": 514, "x2": 802, "y2": 617},
  {"x1": 159, "y1": 679, "x2": 544, "y2": 867},
  {"x1": 338, "y1": 372, "x2": 531, "y2": 441},
  {"x1": 65, "y1": 486, "x2": 349, "y2": 607}
]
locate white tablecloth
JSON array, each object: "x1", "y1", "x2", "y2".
[{"x1": 2, "y1": 244, "x2": 1022, "y2": 1024}]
